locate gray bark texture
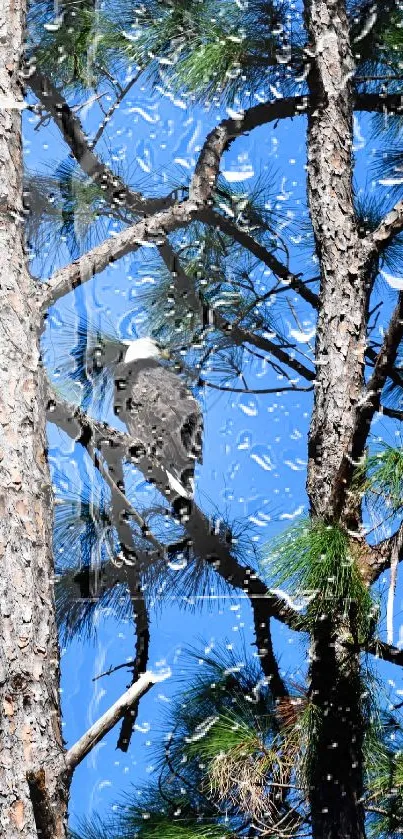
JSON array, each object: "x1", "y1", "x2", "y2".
[
  {"x1": 0, "y1": 3, "x2": 68, "y2": 836},
  {"x1": 305, "y1": 0, "x2": 368, "y2": 523},
  {"x1": 304, "y1": 0, "x2": 368, "y2": 836}
]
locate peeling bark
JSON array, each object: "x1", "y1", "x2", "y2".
[{"x1": 0, "y1": 2, "x2": 67, "y2": 836}]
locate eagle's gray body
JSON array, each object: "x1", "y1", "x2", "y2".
[{"x1": 113, "y1": 358, "x2": 203, "y2": 497}]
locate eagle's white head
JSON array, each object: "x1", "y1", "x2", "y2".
[{"x1": 122, "y1": 337, "x2": 168, "y2": 364}]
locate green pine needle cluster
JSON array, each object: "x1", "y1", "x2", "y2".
[
  {"x1": 262, "y1": 519, "x2": 375, "y2": 637},
  {"x1": 354, "y1": 443, "x2": 403, "y2": 513},
  {"x1": 366, "y1": 741, "x2": 403, "y2": 837},
  {"x1": 28, "y1": 2, "x2": 123, "y2": 90},
  {"x1": 124, "y1": 0, "x2": 297, "y2": 104},
  {"x1": 124, "y1": 818, "x2": 235, "y2": 839}
]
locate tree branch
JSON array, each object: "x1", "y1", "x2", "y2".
[
  {"x1": 64, "y1": 670, "x2": 168, "y2": 772},
  {"x1": 364, "y1": 521, "x2": 403, "y2": 585},
  {"x1": 40, "y1": 202, "x2": 197, "y2": 310},
  {"x1": 101, "y1": 450, "x2": 151, "y2": 753},
  {"x1": 252, "y1": 598, "x2": 288, "y2": 700},
  {"x1": 350, "y1": 293, "x2": 403, "y2": 467},
  {"x1": 200, "y1": 379, "x2": 314, "y2": 395},
  {"x1": 46, "y1": 391, "x2": 304, "y2": 632},
  {"x1": 27, "y1": 69, "x2": 174, "y2": 216},
  {"x1": 380, "y1": 404, "x2": 403, "y2": 421},
  {"x1": 157, "y1": 240, "x2": 316, "y2": 381},
  {"x1": 367, "y1": 204, "x2": 403, "y2": 255},
  {"x1": 190, "y1": 97, "x2": 309, "y2": 204},
  {"x1": 355, "y1": 92, "x2": 403, "y2": 117},
  {"x1": 91, "y1": 69, "x2": 142, "y2": 149},
  {"x1": 366, "y1": 638, "x2": 403, "y2": 668},
  {"x1": 199, "y1": 209, "x2": 319, "y2": 309},
  {"x1": 116, "y1": 579, "x2": 150, "y2": 752},
  {"x1": 366, "y1": 293, "x2": 403, "y2": 400},
  {"x1": 46, "y1": 224, "x2": 315, "y2": 381}
]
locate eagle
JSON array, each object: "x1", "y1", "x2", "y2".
[{"x1": 91, "y1": 336, "x2": 203, "y2": 518}]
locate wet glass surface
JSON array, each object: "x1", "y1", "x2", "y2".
[{"x1": 22, "y1": 2, "x2": 403, "y2": 836}]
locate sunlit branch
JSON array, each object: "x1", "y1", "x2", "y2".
[
  {"x1": 190, "y1": 96, "x2": 309, "y2": 204},
  {"x1": 64, "y1": 670, "x2": 169, "y2": 772},
  {"x1": 40, "y1": 202, "x2": 197, "y2": 310},
  {"x1": 367, "y1": 202, "x2": 403, "y2": 254}
]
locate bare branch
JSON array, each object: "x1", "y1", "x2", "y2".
[
  {"x1": 91, "y1": 70, "x2": 143, "y2": 149},
  {"x1": 190, "y1": 97, "x2": 309, "y2": 204},
  {"x1": 252, "y1": 597, "x2": 288, "y2": 700},
  {"x1": 355, "y1": 91, "x2": 403, "y2": 116},
  {"x1": 380, "y1": 404, "x2": 403, "y2": 421},
  {"x1": 64, "y1": 670, "x2": 169, "y2": 772},
  {"x1": 116, "y1": 579, "x2": 150, "y2": 752},
  {"x1": 93, "y1": 658, "x2": 138, "y2": 681},
  {"x1": 40, "y1": 202, "x2": 197, "y2": 310},
  {"x1": 366, "y1": 345, "x2": 403, "y2": 388},
  {"x1": 364, "y1": 521, "x2": 403, "y2": 585},
  {"x1": 200, "y1": 379, "x2": 314, "y2": 395},
  {"x1": 366, "y1": 638, "x2": 403, "y2": 668},
  {"x1": 102, "y1": 449, "x2": 151, "y2": 753}
]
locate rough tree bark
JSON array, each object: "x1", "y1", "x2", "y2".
[
  {"x1": 13, "y1": 0, "x2": 403, "y2": 833},
  {"x1": 304, "y1": 0, "x2": 368, "y2": 837},
  {"x1": 0, "y1": 3, "x2": 68, "y2": 836}
]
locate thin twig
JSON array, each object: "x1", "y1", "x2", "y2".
[
  {"x1": 91, "y1": 69, "x2": 143, "y2": 149},
  {"x1": 200, "y1": 379, "x2": 314, "y2": 395}
]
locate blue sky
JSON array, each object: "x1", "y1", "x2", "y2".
[{"x1": 24, "y1": 70, "x2": 403, "y2": 828}]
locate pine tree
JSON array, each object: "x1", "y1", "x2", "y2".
[{"x1": 4, "y1": 0, "x2": 403, "y2": 836}]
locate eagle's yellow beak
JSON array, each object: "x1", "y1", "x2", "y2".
[{"x1": 160, "y1": 348, "x2": 171, "y2": 360}]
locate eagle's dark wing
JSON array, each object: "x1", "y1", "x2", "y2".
[{"x1": 114, "y1": 360, "x2": 203, "y2": 496}]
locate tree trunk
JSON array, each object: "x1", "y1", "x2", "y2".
[
  {"x1": 0, "y1": 3, "x2": 68, "y2": 836},
  {"x1": 309, "y1": 621, "x2": 365, "y2": 839},
  {"x1": 305, "y1": 0, "x2": 369, "y2": 522},
  {"x1": 304, "y1": 0, "x2": 367, "y2": 836}
]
